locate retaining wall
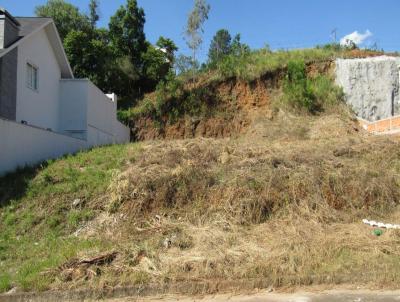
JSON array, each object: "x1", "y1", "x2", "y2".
[
  {"x1": 359, "y1": 115, "x2": 400, "y2": 134},
  {"x1": 0, "y1": 117, "x2": 86, "y2": 175}
]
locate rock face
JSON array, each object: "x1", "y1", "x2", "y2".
[{"x1": 336, "y1": 56, "x2": 400, "y2": 121}]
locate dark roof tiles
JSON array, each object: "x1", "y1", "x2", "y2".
[{"x1": 15, "y1": 17, "x2": 52, "y2": 37}]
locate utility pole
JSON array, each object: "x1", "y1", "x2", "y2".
[{"x1": 331, "y1": 28, "x2": 337, "y2": 43}]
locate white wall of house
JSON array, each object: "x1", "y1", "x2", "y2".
[
  {"x1": 59, "y1": 79, "x2": 130, "y2": 147},
  {"x1": 0, "y1": 25, "x2": 131, "y2": 176},
  {"x1": 87, "y1": 81, "x2": 118, "y2": 147},
  {"x1": 59, "y1": 80, "x2": 88, "y2": 139},
  {"x1": 16, "y1": 29, "x2": 62, "y2": 131},
  {"x1": 0, "y1": 117, "x2": 86, "y2": 175}
]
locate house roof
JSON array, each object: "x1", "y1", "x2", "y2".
[
  {"x1": 16, "y1": 17, "x2": 52, "y2": 37},
  {"x1": 0, "y1": 10, "x2": 74, "y2": 79},
  {"x1": 0, "y1": 7, "x2": 20, "y2": 26}
]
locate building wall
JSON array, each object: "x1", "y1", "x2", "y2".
[
  {"x1": 0, "y1": 48, "x2": 17, "y2": 120},
  {"x1": 114, "y1": 120, "x2": 131, "y2": 144},
  {"x1": 0, "y1": 17, "x2": 19, "y2": 48},
  {"x1": 16, "y1": 29, "x2": 62, "y2": 131},
  {"x1": 87, "y1": 81, "x2": 115, "y2": 135},
  {"x1": 0, "y1": 115, "x2": 130, "y2": 176},
  {"x1": 0, "y1": 117, "x2": 86, "y2": 176},
  {"x1": 59, "y1": 79, "x2": 130, "y2": 147},
  {"x1": 59, "y1": 80, "x2": 88, "y2": 139}
]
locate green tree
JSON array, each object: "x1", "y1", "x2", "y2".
[
  {"x1": 109, "y1": 0, "x2": 147, "y2": 73},
  {"x1": 156, "y1": 36, "x2": 178, "y2": 64},
  {"x1": 142, "y1": 44, "x2": 171, "y2": 88},
  {"x1": 184, "y1": 0, "x2": 210, "y2": 65},
  {"x1": 89, "y1": 0, "x2": 100, "y2": 29},
  {"x1": 230, "y1": 34, "x2": 250, "y2": 56},
  {"x1": 208, "y1": 29, "x2": 232, "y2": 66},
  {"x1": 63, "y1": 29, "x2": 115, "y2": 91},
  {"x1": 35, "y1": 0, "x2": 90, "y2": 41},
  {"x1": 109, "y1": 0, "x2": 147, "y2": 98},
  {"x1": 175, "y1": 54, "x2": 199, "y2": 75}
]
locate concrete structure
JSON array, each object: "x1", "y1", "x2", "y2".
[
  {"x1": 0, "y1": 8, "x2": 130, "y2": 175},
  {"x1": 336, "y1": 56, "x2": 400, "y2": 122},
  {"x1": 0, "y1": 117, "x2": 86, "y2": 175}
]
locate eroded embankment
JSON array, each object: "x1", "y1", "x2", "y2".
[{"x1": 131, "y1": 61, "x2": 335, "y2": 141}]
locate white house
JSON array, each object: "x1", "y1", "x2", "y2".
[{"x1": 0, "y1": 7, "x2": 130, "y2": 175}]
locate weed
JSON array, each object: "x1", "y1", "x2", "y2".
[
  {"x1": 67, "y1": 209, "x2": 95, "y2": 228},
  {"x1": 0, "y1": 274, "x2": 12, "y2": 292}
]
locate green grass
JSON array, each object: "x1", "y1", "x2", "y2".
[
  {"x1": 210, "y1": 47, "x2": 343, "y2": 82},
  {"x1": 0, "y1": 143, "x2": 140, "y2": 292}
]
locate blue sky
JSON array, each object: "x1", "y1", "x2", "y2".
[{"x1": 2, "y1": 0, "x2": 400, "y2": 62}]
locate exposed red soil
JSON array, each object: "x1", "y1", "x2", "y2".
[{"x1": 131, "y1": 55, "x2": 382, "y2": 141}]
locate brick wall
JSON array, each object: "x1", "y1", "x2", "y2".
[{"x1": 359, "y1": 115, "x2": 400, "y2": 134}]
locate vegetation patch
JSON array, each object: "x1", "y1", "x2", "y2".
[
  {"x1": 282, "y1": 59, "x2": 344, "y2": 113},
  {"x1": 0, "y1": 144, "x2": 140, "y2": 292}
]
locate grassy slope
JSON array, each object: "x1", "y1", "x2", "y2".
[
  {"x1": 2, "y1": 113, "x2": 400, "y2": 293},
  {"x1": 0, "y1": 144, "x2": 141, "y2": 292},
  {"x1": 2, "y1": 48, "x2": 400, "y2": 294}
]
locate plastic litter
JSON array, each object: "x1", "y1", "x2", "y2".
[{"x1": 363, "y1": 219, "x2": 400, "y2": 230}]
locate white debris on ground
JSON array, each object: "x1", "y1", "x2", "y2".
[{"x1": 362, "y1": 219, "x2": 400, "y2": 230}]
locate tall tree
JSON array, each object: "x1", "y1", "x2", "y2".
[
  {"x1": 89, "y1": 0, "x2": 100, "y2": 29},
  {"x1": 175, "y1": 54, "x2": 199, "y2": 75},
  {"x1": 230, "y1": 34, "x2": 250, "y2": 56},
  {"x1": 109, "y1": 0, "x2": 147, "y2": 73},
  {"x1": 208, "y1": 29, "x2": 232, "y2": 65},
  {"x1": 184, "y1": 0, "x2": 210, "y2": 65},
  {"x1": 156, "y1": 36, "x2": 178, "y2": 64},
  {"x1": 63, "y1": 29, "x2": 115, "y2": 91},
  {"x1": 35, "y1": 0, "x2": 90, "y2": 41}
]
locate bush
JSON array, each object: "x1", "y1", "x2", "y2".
[
  {"x1": 130, "y1": 72, "x2": 215, "y2": 125},
  {"x1": 311, "y1": 75, "x2": 344, "y2": 107},
  {"x1": 283, "y1": 60, "x2": 343, "y2": 113},
  {"x1": 117, "y1": 109, "x2": 131, "y2": 125},
  {"x1": 284, "y1": 60, "x2": 316, "y2": 112}
]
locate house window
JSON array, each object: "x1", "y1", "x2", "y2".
[{"x1": 26, "y1": 62, "x2": 38, "y2": 91}]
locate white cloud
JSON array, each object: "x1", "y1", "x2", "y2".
[{"x1": 340, "y1": 30, "x2": 373, "y2": 46}]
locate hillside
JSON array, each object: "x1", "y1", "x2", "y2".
[
  {"x1": 125, "y1": 47, "x2": 386, "y2": 140},
  {"x1": 2, "y1": 48, "x2": 400, "y2": 297}
]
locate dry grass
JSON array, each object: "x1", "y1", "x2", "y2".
[
  {"x1": 3, "y1": 108, "x2": 400, "y2": 293},
  {"x1": 49, "y1": 110, "x2": 400, "y2": 291}
]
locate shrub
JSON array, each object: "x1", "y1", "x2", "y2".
[
  {"x1": 283, "y1": 60, "x2": 344, "y2": 113},
  {"x1": 311, "y1": 75, "x2": 344, "y2": 107},
  {"x1": 284, "y1": 60, "x2": 316, "y2": 112},
  {"x1": 117, "y1": 109, "x2": 131, "y2": 125}
]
